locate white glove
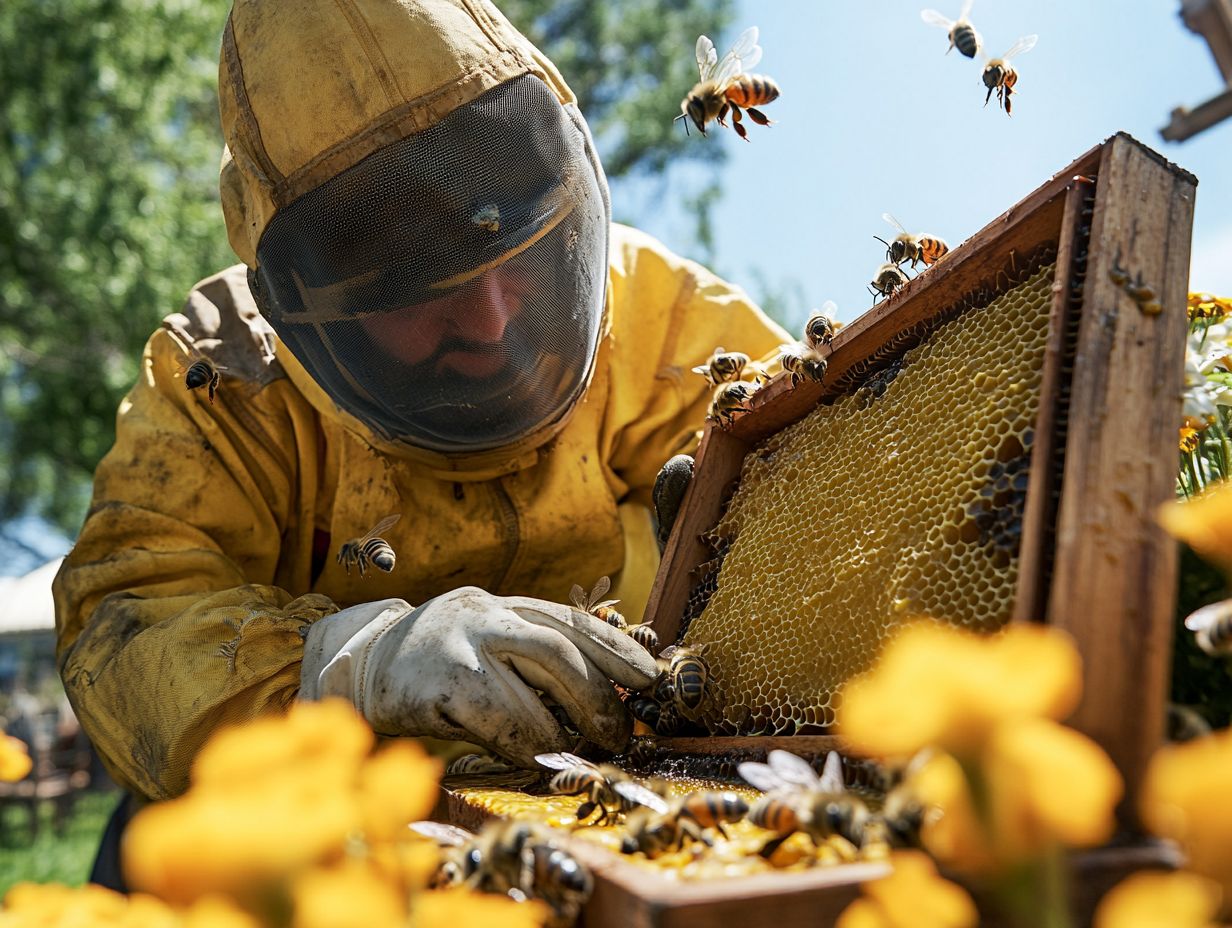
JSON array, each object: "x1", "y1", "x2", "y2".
[{"x1": 299, "y1": 587, "x2": 658, "y2": 766}]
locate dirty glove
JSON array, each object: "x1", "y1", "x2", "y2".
[
  {"x1": 299, "y1": 587, "x2": 658, "y2": 766},
  {"x1": 653, "y1": 453, "x2": 695, "y2": 552}
]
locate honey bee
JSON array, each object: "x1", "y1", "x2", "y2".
[
  {"x1": 869, "y1": 263, "x2": 910, "y2": 304},
  {"x1": 778, "y1": 342, "x2": 828, "y2": 387},
  {"x1": 739, "y1": 750, "x2": 870, "y2": 855},
  {"x1": 678, "y1": 27, "x2": 781, "y2": 142},
  {"x1": 920, "y1": 0, "x2": 982, "y2": 58},
  {"x1": 803, "y1": 302, "x2": 838, "y2": 351},
  {"x1": 865, "y1": 750, "x2": 934, "y2": 850},
  {"x1": 692, "y1": 346, "x2": 753, "y2": 385},
  {"x1": 615, "y1": 785, "x2": 747, "y2": 854},
  {"x1": 535, "y1": 752, "x2": 664, "y2": 825},
  {"x1": 446, "y1": 753, "x2": 519, "y2": 777},
  {"x1": 336, "y1": 513, "x2": 400, "y2": 576},
  {"x1": 876, "y1": 214, "x2": 950, "y2": 269},
  {"x1": 626, "y1": 623, "x2": 660, "y2": 653},
  {"x1": 628, "y1": 695, "x2": 663, "y2": 730},
  {"x1": 981, "y1": 35, "x2": 1038, "y2": 116},
  {"x1": 620, "y1": 806, "x2": 710, "y2": 856},
  {"x1": 1185, "y1": 599, "x2": 1232, "y2": 656},
  {"x1": 168, "y1": 331, "x2": 229, "y2": 405},
  {"x1": 660, "y1": 644, "x2": 710, "y2": 713},
  {"x1": 410, "y1": 819, "x2": 592, "y2": 921},
  {"x1": 570, "y1": 575, "x2": 625, "y2": 629},
  {"x1": 709, "y1": 381, "x2": 754, "y2": 428}
]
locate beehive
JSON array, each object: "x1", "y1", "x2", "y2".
[{"x1": 677, "y1": 259, "x2": 1056, "y2": 735}]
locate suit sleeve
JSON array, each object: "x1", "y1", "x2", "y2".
[
  {"x1": 603, "y1": 231, "x2": 791, "y2": 507},
  {"x1": 53, "y1": 329, "x2": 336, "y2": 800}
]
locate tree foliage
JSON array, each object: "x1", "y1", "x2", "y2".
[{"x1": 0, "y1": 0, "x2": 734, "y2": 538}]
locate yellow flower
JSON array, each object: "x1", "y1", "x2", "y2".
[
  {"x1": 835, "y1": 851, "x2": 978, "y2": 928},
  {"x1": 0, "y1": 883, "x2": 182, "y2": 926},
  {"x1": 0, "y1": 734, "x2": 32, "y2": 782},
  {"x1": 1159, "y1": 482, "x2": 1232, "y2": 571},
  {"x1": 291, "y1": 860, "x2": 407, "y2": 928},
  {"x1": 1180, "y1": 426, "x2": 1201, "y2": 454},
  {"x1": 1189, "y1": 292, "x2": 1232, "y2": 323},
  {"x1": 838, "y1": 621, "x2": 1082, "y2": 757},
  {"x1": 124, "y1": 775, "x2": 362, "y2": 905},
  {"x1": 911, "y1": 752, "x2": 994, "y2": 873},
  {"x1": 1141, "y1": 728, "x2": 1232, "y2": 898},
  {"x1": 1094, "y1": 871, "x2": 1223, "y2": 928},
  {"x1": 357, "y1": 740, "x2": 442, "y2": 843},
  {"x1": 410, "y1": 889, "x2": 546, "y2": 928},
  {"x1": 983, "y1": 718, "x2": 1122, "y2": 862},
  {"x1": 191, "y1": 699, "x2": 373, "y2": 791}
]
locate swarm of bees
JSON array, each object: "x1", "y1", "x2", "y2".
[
  {"x1": 921, "y1": 2, "x2": 1038, "y2": 115},
  {"x1": 1185, "y1": 599, "x2": 1232, "y2": 657},
  {"x1": 679, "y1": 27, "x2": 781, "y2": 142},
  {"x1": 411, "y1": 819, "x2": 592, "y2": 924},
  {"x1": 738, "y1": 750, "x2": 931, "y2": 858},
  {"x1": 337, "y1": 513, "x2": 400, "y2": 576},
  {"x1": 570, "y1": 575, "x2": 660, "y2": 652}
]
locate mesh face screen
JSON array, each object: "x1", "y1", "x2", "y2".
[
  {"x1": 677, "y1": 260, "x2": 1057, "y2": 735},
  {"x1": 250, "y1": 75, "x2": 610, "y2": 452}
]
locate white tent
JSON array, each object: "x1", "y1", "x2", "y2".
[{"x1": 0, "y1": 558, "x2": 62, "y2": 636}]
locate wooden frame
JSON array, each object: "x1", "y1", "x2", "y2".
[{"x1": 445, "y1": 134, "x2": 1196, "y2": 927}]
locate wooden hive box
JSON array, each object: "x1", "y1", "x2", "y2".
[{"x1": 444, "y1": 133, "x2": 1196, "y2": 927}]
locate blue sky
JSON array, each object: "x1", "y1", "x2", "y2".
[{"x1": 614, "y1": 0, "x2": 1232, "y2": 330}]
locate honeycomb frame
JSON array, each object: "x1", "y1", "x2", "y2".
[{"x1": 645, "y1": 133, "x2": 1194, "y2": 806}]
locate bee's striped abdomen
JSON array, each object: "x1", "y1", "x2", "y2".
[{"x1": 724, "y1": 74, "x2": 780, "y2": 107}]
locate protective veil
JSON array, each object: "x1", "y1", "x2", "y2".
[{"x1": 249, "y1": 75, "x2": 610, "y2": 452}]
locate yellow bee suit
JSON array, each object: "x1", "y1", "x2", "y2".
[{"x1": 54, "y1": 224, "x2": 789, "y2": 799}]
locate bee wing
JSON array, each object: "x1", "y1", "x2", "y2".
[
  {"x1": 883, "y1": 212, "x2": 908, "y2": 234},
  {"x1": 691, "y1": 363, "x2": 713, "y2": 376},
  {"x1": 1001, "y1": 34, "x2": 1037, "y2": 61},
  {"x1": 714, "y1": 26, "x2": 761, "y2": 84},
  {"x1": 613, "y1": 780, "x2": 671, "y2": 814},
  {"x1": 1184, "y1": 600, "x2": 1228, "y2": 631},
  {"x1": 535, "y1": 752, "x2": 597, "y2": 772},
  {"x1": 817, "y1": 751, "x2": 847, "y2": 793},
  {"x1": 737, "y1": 760, "x2": 796, "y2": 793},
  {"x1": 358, "y1": 513, "x2": 401, "y2": 543},
  {"x1": 589, "y1": 575, "x2": 612, "y2": 606},
  {"x1": 767, "y1": 750, "x2": 822, "y2": 789},
  {"x1": 695, "y1": 34, "x2": 719, "y2": 80},
  {"x1": 410, "y1": 821, "x2": 474, "y2": 846},
  {"x1": 569, "y1": 584, "x2": 590, "y2": 611},
  {"x1": 920, "y1": 9, "x2": 956, "y2": 29},
  {"x1": 658, "y1": 645, "x2": 678, "y2": 661},
  {"x1": 958, "y1": 0, "x2": 975, "y2": 21},
  {"x1": 592, "y1": 599, "x2": 621, "y2": 610},
  {"x1": 820, "y1": 300, "x2": 838, "y2": 317}
]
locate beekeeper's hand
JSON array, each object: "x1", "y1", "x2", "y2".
[{"x1": 299, "y1": 586, "x2": 658, "y2": 765}]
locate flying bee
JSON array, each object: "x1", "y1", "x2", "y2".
[
  {"x1": 692, "y1": 346, "x2": 753, "y2": 385},
  {"x1": 778, "y1": 342, "x2": 828, "y2": 387},
  {"x1": 869, "y1": 263, "x2": 910, "y2": 304},
  {"x1": 410, "y1": 819, "x2": 592, "y2": 921},
  {"x1": 167, "y1": 330, "x2": 228, "y2": 404},
  {"x1": 336, "y1": 513, "x2": 400, "y2": 576},
  {"x1": 876, "y1": 214, "x2": 950, "y2": 269},
  {"x1": 739, "y1": 750, "x2": 870, "y2": 855},
  {"x1": 626, "y1": 623, "x2": 660, "y2": 653},
  {"x1": 535, "y1": 752, "x2": 664, "y2": 825},
  {"x1": 570, "y1": 575, "x2": 626, "y2": 629},
  {"x1": 981, "y1": 35, "x2": 1038, "y2": 116},
  {"x1": 920, "y1": 0, "x2": 982, "y2": 58},
  {"x1": 709, "y1": 380, "x2": 754, "y2": 428},
  {"x1": 1184, "y1": 599, "x2": 1232, "y2": 656},
  {"x1": 804, "y1": 302, "x2": 838, "y2": 350},
  {"x1": 678, "y1": 27, "x2": 781, "y2": 142},
  {"x1": 660, "y1": 644, "x2": 710, "y2": 713}
]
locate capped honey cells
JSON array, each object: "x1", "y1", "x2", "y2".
[{"x1": 676, "y1": 259, "x2": 1056, "y2": 735}]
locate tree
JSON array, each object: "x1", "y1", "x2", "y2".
[{"x1": 0, "y1": 0, "x2": 734, "y2": 540}]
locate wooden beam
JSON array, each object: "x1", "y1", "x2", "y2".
[
  {"x1": 1160, "y1": 85, "x2": 1232, "y2": 142},
  {"x1": 1046, "y1": 133, "x2": 1196, "y2": 817}
]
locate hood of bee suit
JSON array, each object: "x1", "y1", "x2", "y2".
[{"x1": 219, "y1": 0, "x2": 612, "y2": 473}]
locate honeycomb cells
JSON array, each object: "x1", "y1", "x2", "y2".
[{"x1": 681, "y1": 262, "x2": 1056, "y2": 735}]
